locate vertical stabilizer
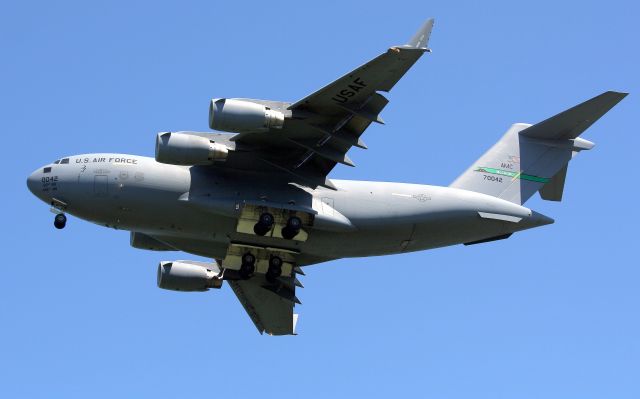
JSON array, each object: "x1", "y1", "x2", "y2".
[{"x1": 450, "y1": 91, "x2": 627, "y2": 205}]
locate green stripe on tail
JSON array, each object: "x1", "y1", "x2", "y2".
[{"x1": 475, "y1": 167, "x2": 550, "y2": 183}]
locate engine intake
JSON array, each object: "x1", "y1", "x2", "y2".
[
  {"x1": 209, "y1": 98, "x2": 285, "y2": 133},
  {"x1": 157, "y1": 261, "x2": 223, "y2": 291},
  {"x1": 155, "y1": 132, "x2": 228, "y2": 165}
]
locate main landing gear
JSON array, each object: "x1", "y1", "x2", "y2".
[
  {"x1": 281, "y1": 216, "x2": 302, "y2": 240},
  {"x1": 253, "y1": 213, "x2": 303, "y2": 240},
  {"x1": 253, "y1": 212, "x2": 274, "y2": 236},
  {"x1": 53, "y1": 213, "x2": 67, "y2": 229},
  {"x1": 265, "y1": 255, "x2": 283, "y2": 283},
  {"x1": 238, "y1": 252, "x2": 284, "y2": 283},
  {"x1": 239, "y1": 252, "x2": 256, "y2": 279}
]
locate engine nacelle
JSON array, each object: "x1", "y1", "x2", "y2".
[
  {"x1": 157, "y1": 261, "x2": 223, "y2": 292},
  {"x1": 155, "y1": 132, "x2": 228, "y2": 165},
  {"x1": 209, "y1": 98, "x2": 285, "y2": 133}
]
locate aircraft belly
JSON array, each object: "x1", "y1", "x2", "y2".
[
  {"x1": 409, "y1": 215, "x2": 509, "y2": 252},
  {"x1": 301, "y1": 225, "x2": 415, "y2": 258},
  {"x1": 320, "y1": 181, "x2": 534, "y2": 256}
]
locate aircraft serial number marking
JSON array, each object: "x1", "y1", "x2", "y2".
[
  {"x1": 483, "y1": 175, "x2": 503, "y2": 183},
  {"x1": 41, "y1": 175, "x2": 59, "y2": 192},
  {"x1": 331, "y1": 77, "x2": 367, "y2": 103}
]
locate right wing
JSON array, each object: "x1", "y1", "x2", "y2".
[
  {"x1": 287, "y1": 18, "x2": 434, "y2": 111},
  {"x1": 223, "y1": 19, "x2": 435, "y2": 189}
]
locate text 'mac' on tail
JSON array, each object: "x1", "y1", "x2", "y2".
[{"x1": 450, "y1": 91, "x2": 628, "y2": 205}]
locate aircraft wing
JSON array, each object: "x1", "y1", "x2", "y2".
[
  {"x1": 226, "y1": 19, "x2": 434, "y2": 190},
  {"x1": 228, "y1": 275, "x2": 300, "y2": 335}
]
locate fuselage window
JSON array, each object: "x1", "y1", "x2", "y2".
[
  {"x1": 60, "y1": 158, "x2": 69, "y2": 164},
  {"x1": 43, "y1": 167, "x2": 51, "y2": 173}
]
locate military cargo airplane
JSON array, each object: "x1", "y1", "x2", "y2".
[{"x1": 27, "y1": 19, "x2": 627, "y2": 335}]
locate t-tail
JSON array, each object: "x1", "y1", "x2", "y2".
[{"x1": 450, "y1": 91, "x2": 627, "y2": 205}]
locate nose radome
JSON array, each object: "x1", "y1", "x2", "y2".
[
  {"x1": 27, "y1": 168, "x2": 50, "y2": 204},
  {"x1": 27, "y1": 169, "x2": 39, "y2": 196}
]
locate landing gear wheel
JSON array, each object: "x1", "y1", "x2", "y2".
[
  {"x1": 242, "y1": 252, "x2": 256, "y2": 265},
  {"x1": 239, "y1": 262, "x2": 255, "y2": 279},
  {"x1": 239, "y1": 252, "x2": 256, "y2": 279},
  {"x1": 281, "y1": 216, "x2": 302, "y2": 240},
  {"x1": 265, "y1": 256, "x2": 283, "y2": 283},
  {"x1": 53, "y1": 213, "x2": 67, "y2": 229},
  {"x1": 253, "y1": 212, "x2": 274, "y2": 236}
]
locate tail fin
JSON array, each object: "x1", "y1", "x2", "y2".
[{"x1": 450, "y1": 91, "x2": 627, "y2": 205}]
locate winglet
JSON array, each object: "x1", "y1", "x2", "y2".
[{"x1": 407, "y1": 18, "x2": 434, "y2": 49}]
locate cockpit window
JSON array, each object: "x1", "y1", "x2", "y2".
[
  {"x1": 60, "y1": 158, "x2": 69, "y2": 164},
  {"x1": 53, "y1": 160, "x2": 60, "y2": 164}
]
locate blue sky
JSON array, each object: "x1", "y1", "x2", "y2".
[{"x1": 2, "y1": 1, "x2": 639, "y2": 397}]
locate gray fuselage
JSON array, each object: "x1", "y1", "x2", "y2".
[{"x1": 27, "y1": 153, "x2": 552, "y2": 266}]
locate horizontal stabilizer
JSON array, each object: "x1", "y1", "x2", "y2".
[
  {"x1": 520, "y1": 91, "x2": 628, "y2": 140},
  {"x1": 451, "y1": 91, "x2": 627, "y2": 205}
]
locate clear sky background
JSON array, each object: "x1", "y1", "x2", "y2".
[{"x1": 2, "y1": 1, "x2": 638, "y2": 398}]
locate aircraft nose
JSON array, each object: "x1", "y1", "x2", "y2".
[
  {"x1": 27, "y1": 169, "x2": 40, "y2": 196},
  {"x1": 27, "y1": 167, "x2": 50, "y2": 203}
]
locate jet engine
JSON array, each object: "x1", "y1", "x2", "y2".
[
  {"x1": 157, "y1": 261, "x2": 223, "y2": 291},
  {"x1": 155, "y1": 132, "x2": 229, "y2": 165},
  {"x1": 209, "y1": 98, "x2": 285, "y2": 133}
]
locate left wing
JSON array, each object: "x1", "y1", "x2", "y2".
[{"x1": 225, "y1": 19, "x2": 434, "y2": 189}]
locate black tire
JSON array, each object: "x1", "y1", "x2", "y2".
[
  {"x1": 269, "y1": 256, "x2": 283, "y2": 269},
  {"x1": 259, "y1": 212, "x2": 274, "y2": 227},
  {"x1": 253, "y1": 212, "x2": 275, "y2": 236},
  {"x1": 239, "y1": 262, "x2": 255, "y2": 279},
  {"x1": 54, "y1": 214, "x2": 66, "y2": 229},
  {"x1": 281, "y1": 216, "x2": 302, "y2": 239},
  {"x1": 253, "y1": 223, "x2": 270, "y2": 236},
  {"x1": 281, "y1": 226, "x2": 295, "y2": 240},
  {"x1": 265, "y1": 271, "x2": 279, "y2": 283},
  {"x1": 241, "y1": 252, "x2": 256, "y2": 265},
  {"x1": 266, "y1": 256, "x2": 283, "y2": 283},
  {"x1": 287, "y1": 216, "x2": 302, "y2": 230}
]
